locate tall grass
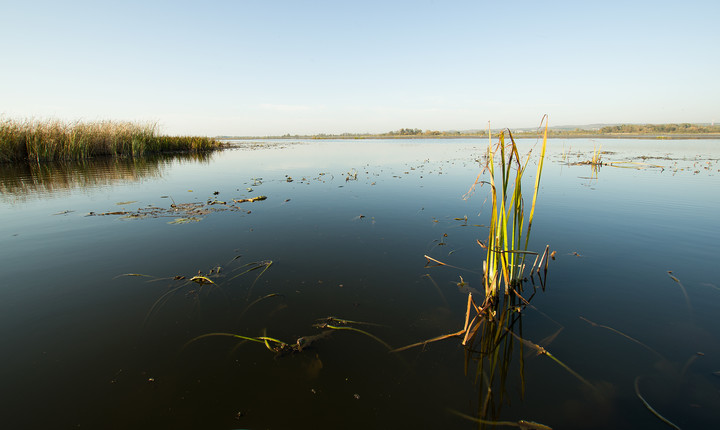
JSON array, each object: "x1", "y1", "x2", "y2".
[
  {"x1": 396, "y1": 119, "x2": 553, "y2": 427},
  {"x1": 0, "y1": 118, "x2": 224, "y2": 162},
  {"x1": 462, "y1": 117, "x2": 551, "y2": 426},
  {"x1": 467, "y1": 116, "x2": 548, "y2": 300}
]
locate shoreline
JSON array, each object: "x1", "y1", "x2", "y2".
[{"x1": 220, "y1": 133, "x2": 720, "y2": 141}]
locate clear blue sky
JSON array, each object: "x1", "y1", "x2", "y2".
[{"x1": 1, "y1": 0, "x2": 718, "y2": 136}]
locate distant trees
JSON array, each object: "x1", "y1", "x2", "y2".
[
  {"x1": 386, "y1": 128, "x2": 423, "y2": 136},
  {"x1": 300, "y1": 123, "x2": 720, "y2": 140},
  {"x1": 599, "y1": 123, "x2": 720, "y2": 134}
]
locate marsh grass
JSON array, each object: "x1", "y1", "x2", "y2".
[
  {"x1": 464, "y1": 118, "x2": 548, "y2": 299},
  {"x1": 395, "y1": 118, "x2": 559, "y2": 426},
  {"x1": 465, "y1": 119, "x2": 573, "y2": 425},
  {"x1": 0, "y1": 118, "x2": 223, "y2": 162}
]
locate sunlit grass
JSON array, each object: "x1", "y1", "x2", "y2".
[
  {"x1": 0, "y1": 118, "x2": 224, "y2": 162},
  {"x1": 394, "y1": 118, "x2": 555, "y2": 427},
  {"x1": 467, "y1": 116, "x2": 549, "y2": 299}
]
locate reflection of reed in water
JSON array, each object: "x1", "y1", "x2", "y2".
[{"x1": 0, "y1": 153, "x2": 213, "y2": 201}]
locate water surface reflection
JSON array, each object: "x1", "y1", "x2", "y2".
[{"x1": 0, "y1": 139, "x2": 719, "y2": 429}]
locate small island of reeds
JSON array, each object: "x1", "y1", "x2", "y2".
[{"x1": 0, "y1": 118, "x2": 225, "y2": 162}]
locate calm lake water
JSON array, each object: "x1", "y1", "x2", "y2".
[{"x1": 1, "y1": 138, "x2": 719, "y2": 429}]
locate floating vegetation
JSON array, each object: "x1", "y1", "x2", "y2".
[
  {"x1": 608, "y1": 161, "x2": 665, "y2": 170},
  {"x1": 313, "y1": 317, "x2": 392, "y2": 351},
  {"x1": 345, "y1": 169, "x2": 358, "y2": 181},
  {"x1": 167, "y1": 216, "x2": 203, "y2": 224},
  {"x1": 578, "y1": 310, "x2": 715, "y2": 427},
  {"x1": 634, "y1": 376, "x2": 682, "y2": 430},
  {"x1": 314, "y1": 316, "x2": 384, "y2": 328},
  {"x1": 87, "y1": 191, "x2": 268, "y2": 222},
  {"x1": 114, "y1": 273, "x2": 154, "y2": 279},
  {"x1": 423, "y1": 254, "x2": 479, "y2": 274},
  {"x1": 119, "y1": 256, "x2": 274, "y2": 326},
  {"x1": 556, "y1": 146, "x2": 720, "y2": 176},
  {"x1": 186, "y1": 316, "x2": 388, "y2": 358},
  {"x1": 449, "y1": 409, "x2": 552, "y2": 430},
  {"x1": 189, "y1": 275, "x2": 215, "y2": 286},
  {"x1": 503, "y1": 324, "x2": 594, "y2": 390},
  {"x1": 667, "y1": 271, "x2": 693, "y2": 315},
  {"x1": 422, "y1": 274, "x2": 450, "y2": 308},
  {"x1": 238, "y1": 293, "x2": 284, "y2": 319},
  {"x1": 233, "y1": 195, "x2": 267, "y2": 203},
  {"x1": 579, "y1": 316, "x2": 665, "y2": 361},
  {"x1": 184, "y1": 331, "x2": 302, "y2": 358},
  {"x1": 699, "y1": 282, "x2": 720, "y2": 292},
  {"x1": 227, "y1": 260, "x2": 273, "y2": 299},
  {"x1": 390, "y1": 328, "x2": 466, "y2": 353},
  {"x1": 143, "y1": 270, "x2": 223, "y2": 326}
]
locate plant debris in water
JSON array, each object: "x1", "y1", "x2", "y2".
[
  {"x1": 121, "y1": 257, "x2": 275, "y2": 326},
  {"x1": 185, "y1": 315, "x2": 390, "y2": 358},
  {"x1": 87, "y1": 192, "x2": 268, "y2": 221}
]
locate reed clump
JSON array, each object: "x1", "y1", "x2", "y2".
[
  {"x1": 0, "y1": 118, "x2": 224, "y2": 162},
  {"x1": 467, "y1": 118, "x2": 555, "y2": 425},
  {"x1": 397, "y1": 118, "x2": 557, "y2": 427}
]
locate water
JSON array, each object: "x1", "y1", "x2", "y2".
[{"x1": 1, "y1": 138, "x2": 719, "y2": 429}]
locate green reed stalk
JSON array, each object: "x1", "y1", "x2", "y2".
[{"x1": 483, "y1": 117, "x2": 548, "y2": 299}]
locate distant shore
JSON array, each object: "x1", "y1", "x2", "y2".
[
  {"x1": 220, "y1": 123, "x2": 720, "y2": 140},
  {"x1": 221, "y1": 133, "x2": 720, "y2": 141}
]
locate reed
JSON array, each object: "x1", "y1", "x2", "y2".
[
  {"x1": 445, "y1": 118, "x2": 554, "y2": 426},
  {"x1": 0, "y1": 118, "x2": 224, "y2": 162},
  {"x1": 634, "y1": 377, "x2": 682, "y2": 430},
  {"x1": 464, "y1": 117, "x2": 548, "y2": 301},
  {"x1": 392, "y1": 119, "x2": 556, "y2": 426}
]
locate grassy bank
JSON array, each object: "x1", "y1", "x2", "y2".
[{"x1": 0, "y1": 119, "x2": 224, "y2": 162}]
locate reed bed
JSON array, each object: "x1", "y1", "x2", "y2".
[{"x1": 0, "y1": 118, "x2": 223, "y2": 162}]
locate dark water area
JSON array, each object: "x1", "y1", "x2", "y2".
[{"x1": 1, "y1": 138, "x2": 719, "y2": 429}]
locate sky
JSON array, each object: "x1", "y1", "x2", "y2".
[{"x1": 1, "y1": 0, "x2": 718, "y2": 136}]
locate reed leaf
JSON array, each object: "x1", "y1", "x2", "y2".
[
  {"x1": 322, "y1": 324, "x2": 393, "y2": 351},
  {"x1": 448, "y1": 409, "x2": 553, "y2": 429},
  {"x1": 634, "y1": 376, "x2": 682, "y2": 430},
  {"x1": 579, "y1": 316, "x2": 665, "y2": 361}
]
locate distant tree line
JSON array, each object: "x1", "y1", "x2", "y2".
[
  {"x1": 386, "y1": 128, "x2": 423, "y2": 136},
  {"x1": 383, "y1": 128, "x2": 477, "y2": 137},
  {"x1": 598, "y1": 123, "x2": 720, "y2": 134},
  {"x1": 228, "y1": 123, "x2": 720, "y2": 140}
]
